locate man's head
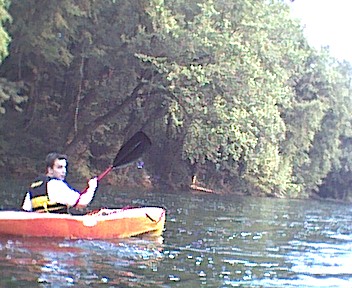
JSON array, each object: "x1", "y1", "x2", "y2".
[{"x1": 45, "y1": 152, "x2": 68, "y2": 180}]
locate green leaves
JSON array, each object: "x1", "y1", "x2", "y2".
[
  {"x1": 0, "y1": 78, "x2": 27, "y2": 114},
  {"x1": 0, "y1": 0, "x2": 10, "y2": 64},
  {"x1": 139, "y1": 0, "x2": 352, "y2": 197},
  {"x1": 1, "y1": 0, "x2": 352, "y2": 199}
]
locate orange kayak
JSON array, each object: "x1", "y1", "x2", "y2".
[{"x1": 0, "y1": 207, "x2": 165, "y2": 239}]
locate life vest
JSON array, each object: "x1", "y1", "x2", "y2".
[{"x1": 29, "y1": 175, "x2": 68, "y2": 213}]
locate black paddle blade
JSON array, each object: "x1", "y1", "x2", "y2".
[{"x1": 112, "y1": 131, "x2": 152, "y2": 169}]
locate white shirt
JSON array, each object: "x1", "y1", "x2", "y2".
[
  {"x1": 22, "y1": 178, "x2": 97, "y2": 211},
  {"x1": 47, "y1": 179, "x2": 80, "y2": 206}
]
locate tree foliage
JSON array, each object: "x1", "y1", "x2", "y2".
[
  {"x1": 1, "y1": 0, "x2": 352, "y2": 201},
  {"x1": 0, "y1": 0, "x2": 10, "y2": 62},
  {"x1": 0, "y1": 0, "x2": 27, "y2": 114}
]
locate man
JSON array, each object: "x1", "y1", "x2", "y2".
[{"x1": 22, "y1": 152, "x2": 98, "y2": 213}]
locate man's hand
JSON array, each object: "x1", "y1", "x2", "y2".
[
  {"x1": 75, "y1": 177, "x2": 98, "y2": 207},
  {"x1": 88, "y1": 177, "x2": 98, "y2": 191}
]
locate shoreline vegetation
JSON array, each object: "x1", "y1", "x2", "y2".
[{"x1": 1, "y1": 1, "x2": 352, "y2": 202}]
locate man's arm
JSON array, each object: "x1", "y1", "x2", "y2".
[
  {"x1": 74, "y1": 177, "x2": 98, "y2": 208},
  {"x1": 47, "y1": 178, "x2": 97, "y2": 207}
]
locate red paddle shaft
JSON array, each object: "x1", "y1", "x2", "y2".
[
  {"x1": 79, "y1": 166, "x2": 113, "y2": 195},
  {"x1": 73, "y1": 131, "x2": 151, "y2": 207},
  {"x1": 97, "y1": 166, "x2": 113, "y2": 181}
]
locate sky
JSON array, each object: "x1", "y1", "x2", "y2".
[{"x1": 288, "y1": 0, "x2": 352, "y2": 63}]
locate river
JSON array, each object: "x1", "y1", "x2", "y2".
[{"x1": 0, "y1": 181, "x2": 352, "y2": 287}]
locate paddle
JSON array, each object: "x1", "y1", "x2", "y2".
[{"x1": 79, "y1": 131, "x2": 152, "y2": 196}]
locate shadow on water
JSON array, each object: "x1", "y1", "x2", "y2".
[{"x1": 1, "y1": 181, "x2": 352, "y2": 287}]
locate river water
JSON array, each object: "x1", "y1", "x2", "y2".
[{"x1": 0, "y1": 181, "x2": 352, "y2": 287}]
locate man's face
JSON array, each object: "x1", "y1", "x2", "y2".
[{"x1": 47, "y1": 159, "x2": 67, "y2": 180}]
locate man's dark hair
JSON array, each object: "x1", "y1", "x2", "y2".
[{"x1": 45, "y1": 152, "x2": 68, "y2": 169}]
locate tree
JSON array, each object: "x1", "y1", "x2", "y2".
[
  {"x1": 1, "y1": 0, "x2": 352, "y2": 201},
  {"x1": 0, "y1": 0, "x2": 27, "y2": 114},
  {"x1": 0, "y1": 0, "x2": 10, "y2": 63},
  {"x1": 133, "y1": 0, "x2": 315, "y2": 195}
]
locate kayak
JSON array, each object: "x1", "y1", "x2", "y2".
[{"x1": 0, "y1": 207, "x2": 165, "y2": 239}]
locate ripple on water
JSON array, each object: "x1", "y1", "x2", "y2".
[{"x1": 1, "y1": 192, "x2": 352, "y2": 287}]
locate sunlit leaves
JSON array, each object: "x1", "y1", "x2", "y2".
[
  {"x1": 0, "y1": 0, "x2": 10, "y2": 64},
  {"x1": 139, "y1": 0, "x2": 352, "y2": 196},
  {"x1": 0, "y1": 78, "x2": 27, "y2": 114}
]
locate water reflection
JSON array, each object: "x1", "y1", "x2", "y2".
[{"x1": 0, "y1": 236, "x2": 164, "y2": 286}]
